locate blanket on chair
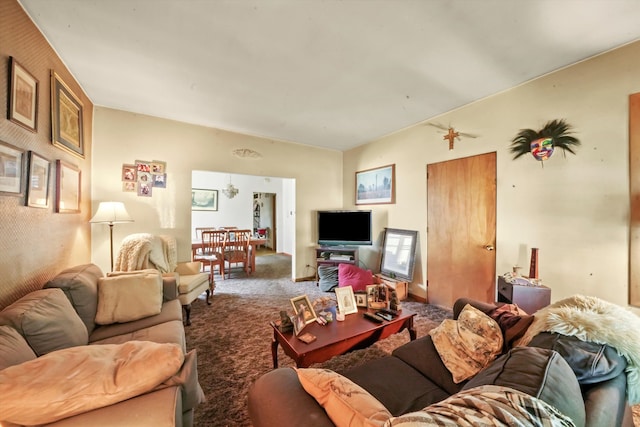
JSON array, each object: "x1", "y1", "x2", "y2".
[
  {"x1": 114, "y1": 233, "x2": 170, "y2": 273},
  {"x1": 516, "y1": 294, "x2": 640, "y2": 404}
]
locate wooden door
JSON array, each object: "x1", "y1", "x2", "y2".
[{"x1": 426, "y1": 152, "x2": 496, "y2": 307}]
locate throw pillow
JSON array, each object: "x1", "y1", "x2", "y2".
[
  {"x1": 0, "y1": 288, "x2": 88, "y2": 356},
  {"x1": 488, "y1": 303, "x2": 534, "y2": 351},
  {"x1": 0, "y1": 325, "x2": 37, "y2": 370},
  {"x1": 338, "y1": 263, "x2": 373, "y2": 292},
  {"x1": 95, "y1": 270, "x2": 163, "y2": 325},
  {"x1": 318, "y1": 265, "x2": 339, "y2": 292},
  {"x1": 296, "y1": 368, "x2": 391, "y2": 427},
  {"x1": 429, "y1": 304, "x2": 503, "y2": 383},
  {"x1": 0, "y1": 341, "x2": 184, "y2": 426}
]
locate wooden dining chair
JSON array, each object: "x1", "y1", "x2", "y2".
[
  {"x1": 195, "y1": 229, "x2": 227, "y2": 282},
  {"x1": 223, "y1": 229, "x2": 251, "y2": 278}
]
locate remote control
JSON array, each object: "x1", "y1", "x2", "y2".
[
  {"x1": 378, "y1": 308, "x2": 399, "y2": 317},
  {"x1": 363, "y1": 312, "x2": 384, "y2": 323},
  {"x1": 375, "y1": 311, "x2": 393, "y2": 321}
]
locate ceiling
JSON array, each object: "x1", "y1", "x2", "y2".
[{"x1": 18, "y1": 0, "x2": 640, "y2": 151}]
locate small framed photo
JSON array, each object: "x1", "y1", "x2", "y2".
[
  {"x1": 0, "y1": 140, "x2": 25, "y2": 195},
  {"x1": 291, "y1": 310, "x2": 307, "y2": 336},
  {"x1": 151, "y1": 160, "x2": 166, "y2": 175},
  {"x1": 354, "y1": 291, "x2": 367, "y2": 307},
  {"x1": 335, "y1": 286, "x2": 358, "y2": 315},
  {"x1": 55, "y1": 160, "x2": 80, "y2": 213},
  {"x1": 366, "y1": 284, "x2": 388, "y2": 310},
  {"x1": 152, "y1": 173, "x2": 167, "y2": 188},
  {"x1": 26, "y1": 151, "x2": 50, "y2": 208},
  {"x1": 192, "y1": 188, "x2": 218, "y2": 211},
  {"x1": 355, "y1": 164, "x2": 395, "y2": 205},
  {"x1": 122, "y1": 181, "x2": 136, "y2": 192},
  {"x1": 51, "y1": 71, "x2": 84, "y2": 158},
  {"x1": 138, "y1": 182, "x2": 152, "y2": 197},
  {"x1": 122, "y1": 164, "x2": 136, "y2": 182},
  {"x1": 290, "y1": 295, "x2": 317, "y2": 325},
  {"x1": 8, "y1": 57, "x2": 38, "y2": 132},
  {"x1": 135, "y1": 160, "x2": 151, "y2": 173}
]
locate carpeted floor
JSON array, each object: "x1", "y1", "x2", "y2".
[
  {"x1": 185, "y1": 253, "x2": 640, "y2": 427},
  {"x1": 185, "y1": 253, "x2": 451, "y2": 426}
]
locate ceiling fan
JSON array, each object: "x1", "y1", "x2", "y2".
[{"x1": 426, "y1": 122, "x2": 478, "y2": 150}]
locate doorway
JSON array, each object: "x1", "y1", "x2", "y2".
[
  {"x1": 426, "y1": 152, "x2": 497, "y2": 307},
  {"x1": 253, "y1": 192, "x2": 276, "y2": 254}
]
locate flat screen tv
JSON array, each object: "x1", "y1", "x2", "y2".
[{"x1": 317, "y1": 210, "x2": 372, "y2": 246}]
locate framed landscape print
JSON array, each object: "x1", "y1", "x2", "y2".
[
  {"x1": 26, "y1": 151, "x2": 50, "y2": 208},
  {"x1": 355, "y1": 164, "x2": 395, "y2": 205},
  {"x1": 0, "y1": 140, "x2": 24, "y2": 195},
  {"x1": 8, "y1": 57, "x2": 38, "y2": 132},
  {"x1": 55, "y1": 160, "x2": 81, "y2": 213},
  {"x1": 192, "y1": 188, "x2": 218, "y2": 211},
  {"x1": 51, "y1": 71, "x2": 84, "y2": 158}
]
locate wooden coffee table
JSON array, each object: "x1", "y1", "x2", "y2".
[{"x1": 271, "y1": 307, "x2": 416, "y2": 368}]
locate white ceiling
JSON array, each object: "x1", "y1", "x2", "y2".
[{"x1": 18, "y1": 0, "x2": 640, "y2": 151}]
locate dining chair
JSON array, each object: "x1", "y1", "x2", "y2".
[
  {"x1": 223, "y1": 229, "x2": 251, "y2": 278},
  {"x1": 194, "y1": 227, "x2": 217, "y2": 256},
  {"x1": 195, "y1": 229, "x2": 227, "y2": 282}
]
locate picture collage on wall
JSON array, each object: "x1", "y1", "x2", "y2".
[{"x1": 121, "y1": 160, "x2": 167, "y2": 197}]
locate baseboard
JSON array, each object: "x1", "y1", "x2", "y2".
[{"x1": 409, "y1": 292, "x2": 426, "y2": 303}]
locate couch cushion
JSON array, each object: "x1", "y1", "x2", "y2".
[
  {"x1": 95, "y1": 270, "x2": 163, "y2": 325},
  {"x1": 90, "y1": 318, "x2": 187, "y2": 353},
  {"x1": 44, "y1": 263, "x2": 104, "y2": 334},
  {"x1": 0, "y1": 325, "x2": 37, "y2": 370},
  {"x1": 528, "y1": 331, "x2": 627, "y2": 385},
  {"x1": 296, "y1": 368, "x2": 391, "y2": 427},
  {"x1": 429, "y1": 304, "x2": 503, "y2": 383},
  {"x1": 338, "y1": 263, "x2": 374, "y2": 292},
  {"x1": 0, "y1": 341, "x2": 184, "y2": 426},
  {"x1": 463, "y1": 346, "x2": 586, "y2": 427},
  {"x1": 176, "y1": 272, "x2": 209, "y2": 294},
  {"x1": 0, "y1": 288, "x2": 88, "y2": 356},
  {"x1": 488, "y1": 303, "x2": 534, "y2": 350}
]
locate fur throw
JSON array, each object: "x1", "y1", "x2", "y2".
[
  {"x1": 115, "y1": 233, "x2": 171, "y2": 273},
  {"x1": 516, "y1": 294, "x2": 640, "y2": 404}
]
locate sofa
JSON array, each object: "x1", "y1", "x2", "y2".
[
  {"x1": 248, "y1": 297, "x2": 635, "y2": 427},
  {"x1": 0, "y1": 263, "x2": 204, "y2": 426}
]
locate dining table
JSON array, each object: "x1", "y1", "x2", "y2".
[{"x1": 191, "y1": 237, "x2": 268, "y2": 275}]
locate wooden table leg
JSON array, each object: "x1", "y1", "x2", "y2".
[
  {"x1": 406, "y1": 316, "x2": 417, "y2": 341},
  {"x1": 271, "y1": 331, "x2": 279, "y2": 368}
]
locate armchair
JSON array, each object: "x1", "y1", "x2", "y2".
[{"x1": 115, "y1": 233, "x2": 212, "y2": 325}]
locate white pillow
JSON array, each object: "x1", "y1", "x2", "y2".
[
  {"x1": 95, "y1": 271, "x2": 163, "y2": 324},
  {"x1": 0, "y1": 341, "x2": 184, "y2": 425}
]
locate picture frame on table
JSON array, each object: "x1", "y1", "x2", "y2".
[
  {"x1": 290, "y1": 294, "x2": 317, "y2": 325},
  {"x1": 366, "y1": 284, "x2": 388, "y2": 310},
  {"x1": 51, "y1": 71, "x2": 84, "y2": 158},
  {"x1": 354, "y1": 291, "x2": 367, "y2": 307},
  {"x1": 355, "y1": 164, "x2": 395, "y2": 205},
  {"x1": 8, "y1": 57, "x2": 38, "y2": 132},
  {"x1": 291, "y1": 309, "x2": 306, "y2": 336},
  {"x1": 0, "y1": 140, "x2": 25, "y2": 195},
  {"x1": 192, "y1": 188, "x2": 218, "y2": 211},
  {"x1": 335, "y1": 286, "x2": 358, "y2": 315},
  {"x1": 26, "y1": 151, "x2": 50, "y2": 208},
  {"x1": 55, "y1": 160, "x2": 80, "y2": 213}
]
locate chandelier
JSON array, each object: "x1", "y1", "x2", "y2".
[{"x1": 222, "y1": 176, "x2": 239, "y2": 199}]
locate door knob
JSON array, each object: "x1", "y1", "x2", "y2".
[{"x1": 484, "y1": 244, "x2": 495, "y2": 251}]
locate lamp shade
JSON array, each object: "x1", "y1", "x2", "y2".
[{"x1": 90, "y1": 202, "x2": 133, "y2": 224}]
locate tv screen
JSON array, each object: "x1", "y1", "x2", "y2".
[{"x1": 317, "y1": 210, "x2": 372, "y2": 246}]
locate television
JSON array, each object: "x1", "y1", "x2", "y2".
[{"x1": 317, "y1": 210, "x2": 372, "y2": 246}]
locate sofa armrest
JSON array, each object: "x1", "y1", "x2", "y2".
[
  {"x1": 582, "y1": 373, "x2": 631, "y2": 427},
  {"x1": 248, "y1": 368, "x2": 334, "y2": 427},
  {"x1": 453, "y1": 298, "x2": 498, "y2": 319},
  {"x1": 161, "y1": 273, "x2": 179, "y2": 301},
  {"x1": 175, "y1": 262, "x2": 203, "y2": 276}
]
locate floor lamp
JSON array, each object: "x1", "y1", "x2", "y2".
[{"x1": 90, "y1": 201, "x2": 133, "y2": 271}]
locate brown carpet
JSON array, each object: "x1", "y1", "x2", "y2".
[
  {"x1": 185, "y1": 254, "x2": 640, "y2": 427},
  {"x1": 185, "y1": 254, "x2": 451, "y2": 426}
]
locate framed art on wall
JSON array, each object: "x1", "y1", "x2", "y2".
[
  {"x1": 51, "y1": 71, "x2": 84, "y2": 158},
  {"x1": 8, "y1": 57, "x2": 38, "y2": 132},
  {"x1": 192, "y1": 188, "x2": 218, "y2": 211},
  {"x1": 0, "y1": 140, "x2": 24, "y2": 195},
  {"x1": 55, "y1": 160, "x2": 80, "y2": 213},
  {"x1": 355, "y1": 164, "x2": 395, "y2": 205},
  {"x1": 26, "y1": 151, "x2": 50, "y2": 208}
]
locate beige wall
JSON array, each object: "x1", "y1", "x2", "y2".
[
  {"x1": 345, "y1": 41, "x2": 640, "y2": 309},
  {"x1": 0, "y1": 0, "x2": 93, "y2": 309},
  {"x1": 91, "y1": 108, "x2": 343, "y2": 277}
]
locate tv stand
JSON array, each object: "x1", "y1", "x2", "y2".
[{"x1": 315, "y1": 246, "x2": 359, "y2": 283}]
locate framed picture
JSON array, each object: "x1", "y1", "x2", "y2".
[
  {"x1": 55, "y1": 160, "x2": 80, "y2": 213},
  {"x1": 51, "y1": 72, "x2": 84, "y2": 158},
  {"x1": 290, "y1": 295, "x2": 317, "y2": 325},
  {"x1": 122, "y1": 181, "x2": 136, "y2": 192},
  {"x1": 335, "y1": 286, "x2": 358, "y2": 315},
  {"x1": 26, "y1": 151, "x2": 50, "y2": 208},
  {"x1": 8, "y1": 57, "x2": 38, "y2": 132},
  {"x1": 192, "y1": 188, "x2": 218, "y2": 211},
  {"x1": 122, "y1": 164, "x2": 136, "y2": 182},
  {"x1": 152, "y1": 173, "x2": 167, "y2": 188},
  {"x1": 354, "y1": 292, "x2": 367, "y2": 307},
  {"x1": 380, "y1": 228, "x2": 418, "y2": 281},
  {"x1": 355, "y1": 164, "x2": 395, "y2": 205},
  {"x1": 366, "y1": 284, "x2": 388, "y2": 310},
  {"x1": 0, "y1": 140, "x2": 24, "y2": 195},
  {"x1": 151, "y1": 160, "x2": 166, "y2": 175},
  {"x1": 291, "y1": 310, "x2": 307, "y2": 336},
  {"x1": 138, "y1": 182, "x2": 152, "y2": 197}
]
